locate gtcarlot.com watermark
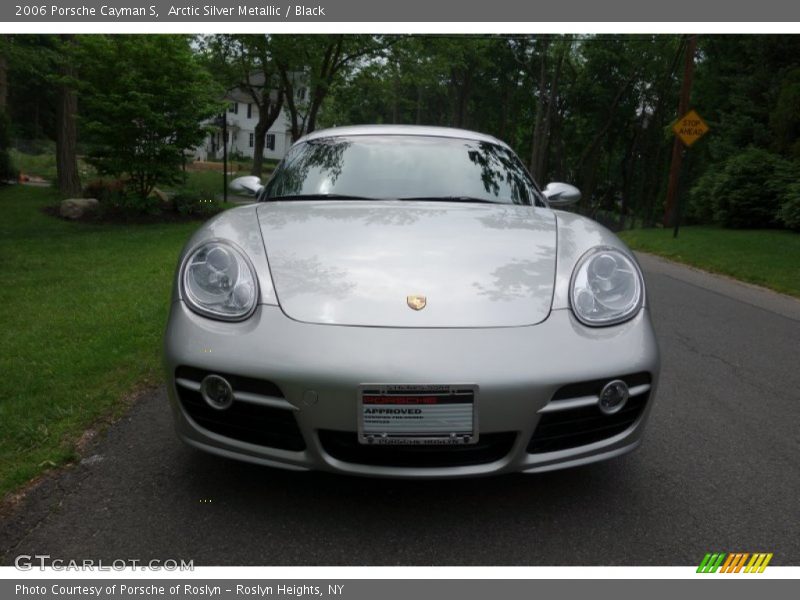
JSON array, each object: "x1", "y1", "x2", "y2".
[{"x1": 14, "y1": 554, "x2": 194, "y2": 571}]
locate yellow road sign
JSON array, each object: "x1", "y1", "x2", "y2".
[{"x1": 673, "y1": 109, "x2": 709, "y2": 147}]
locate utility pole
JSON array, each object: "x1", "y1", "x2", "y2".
[
  {"x1": 663, "y1": 34, "x2": 698, "y2": 230},
  {"x1": 222, "y1": 111, "x2": 228, "y2": 203}
]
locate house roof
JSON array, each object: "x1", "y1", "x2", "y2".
[{"x1": 225, "y1": 72, "x2": 282, "y2": 103}]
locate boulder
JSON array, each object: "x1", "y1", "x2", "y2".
[{"x1": 60, "y1": 198, "x2": 99, "y2": 220}]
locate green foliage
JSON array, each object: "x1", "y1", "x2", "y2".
[
  {"x1": 173, "y1": 190, "x2": 223, "y2": 217},
  {"x1": 82, "y1": 177, "x2": 125, "y2": 201},
  {"x1": 779, "y1": 183, "x2": 800, "y2": 231},
  {"x1": 769, "y1": 67, "x2": 800, "y2": 161},
  {"x1": 81, "y1": 177, "x2": 161, "y2": 217},
  {"x1": 78, "y1": 35, "x2": 222, "y2": 202},
  {"x1": 4, "y1": 35, "x2": 60, "y2": 140},
  {"x1": 685, "y1": 168, "x2": 722, "y2": 224},
  {"x1": 688, "y1": 147, "x2": 798, "y2": 229},
  {"x1": 10, "y1": 148, "x2": 57, "y2": 180}
]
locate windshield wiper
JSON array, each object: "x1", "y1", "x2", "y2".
[
  {"x1": 265, "y1": 193, "x2": 378, "y2": 202},
  {"x1": 395, "y1": 196, "x2": 500, "y2": 204}
]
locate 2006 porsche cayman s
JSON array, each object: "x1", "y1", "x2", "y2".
[{"x1": 164, "y1": 125, "x2": 660, "y2": 477}]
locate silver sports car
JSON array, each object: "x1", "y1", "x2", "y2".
[{"x1": 164, "y1": 125, "x2": 659, "y2": 478}]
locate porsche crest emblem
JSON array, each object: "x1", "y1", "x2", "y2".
[{"x1": 407, "y1": 295, "x2": 427, "y2": 311}]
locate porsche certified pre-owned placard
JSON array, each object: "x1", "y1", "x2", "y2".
[{"x1": 358, "y1": 384, "x2": 478, "y2": 445}]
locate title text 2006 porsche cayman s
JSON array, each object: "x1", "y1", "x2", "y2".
[{"x1": 164, "y1": 125, "x2": 660, "y2": 478}]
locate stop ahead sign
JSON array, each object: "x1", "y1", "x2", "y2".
[{"x1": 672, "y1": 109, "x2": 710, "y2": 147}]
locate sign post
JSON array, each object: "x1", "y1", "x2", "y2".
[
  {"x1": 663, "y1": 35, "x2": 697, "y2": 233},
  {"x1": 670, "y1": 108, "x2": 710, "y2": 238}
]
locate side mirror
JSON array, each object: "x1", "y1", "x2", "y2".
[
  {"x1": 229, "y1": 175, "x2": 264, "y2": 196},
  {"x1": 543, "y1": 182, "x2": 581, "y2": 207}
]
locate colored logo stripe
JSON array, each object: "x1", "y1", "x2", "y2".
[
  {"x1": 697, "y1": 553, "x2": 726, "y2": 573},
  {"x1": 697, "y1": 552, "x2": 773, "y2": 573},
  {"x1": 745, "y1": 553, "x2": 773, "y2": 573}
]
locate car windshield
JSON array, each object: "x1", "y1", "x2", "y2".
[{"x1": 264, "y1": 135, "x2": 540, "y2": 205}]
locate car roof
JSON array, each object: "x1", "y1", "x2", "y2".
[{"x1": 297, "y1": 125, "x2": 510, "y2": 148}]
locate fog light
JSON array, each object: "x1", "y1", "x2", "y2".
[
  {"x1": 598, "y1": 379, "x2": 629, "y2": 415},
  {"x1": 200, "y1": 374, "x2": 234, "y2": 410}
]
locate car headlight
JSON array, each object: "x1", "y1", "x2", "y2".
[
  {"x1": 181, "y1": 240, "x2": 258, "y2": 321},
  {"x1": 570, "y1": 247, "x2": 644, "y2": 326}
]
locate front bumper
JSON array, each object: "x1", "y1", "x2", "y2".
[{"x1": 164, "y1": 302, "x2": 660, "y2": 478}]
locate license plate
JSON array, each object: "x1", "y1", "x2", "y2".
[{"x1": 358, "y1": 384, "x2": 478, "y2": 445}]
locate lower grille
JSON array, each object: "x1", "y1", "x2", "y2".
[
  {"x1": 318, "y1": 430, "x2": 516, "y2": 468},
  {"x1": 527, "y1": 373, "x2": 651, "y2": 454},
  {"x1": 175, "y1": 367, "x2": 306, "y2": 451}
]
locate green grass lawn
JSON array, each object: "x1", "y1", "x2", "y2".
[
  {"x1": 0, "y1": 184, "x2": 200, "y2": 498},
  {"x1": 11, "y1": 149, "x2": 97, "y2": 182},
  {"x1": 620, "y1": 226, "x2": 800, "y2": 298},
  {"x1": 174, "y1": 168, "x2": 262, "y2": 199}
]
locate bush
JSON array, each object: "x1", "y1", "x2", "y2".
[
  {"x1": 83, "y1": 178, "x2": 167, "y2": 217},
  {"x1": 689, "y1": 147, "x2": 799, "y2": 229},
  {"x1": 779, "y1": 183, "x2": 800, "y2": 231},
  {"x1": 83, "y1": 178, "x2": 126, "y2": 202},
  {"x1": 686, "y1": 169, "x2": 722, "y2": 224},
  {"x1": 173, "y1": 190, "x2": 223, "y2": 218}
]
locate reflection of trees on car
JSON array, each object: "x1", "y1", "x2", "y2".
[
  {"x1": 467, "y1": 142, "x2": 534, "y2": 205},
  {"x1": 265, "y1": 135, "x2": 537, "y2": 204},
  {"x1": 266, "y1": 138, "x2": 351, "y2": 197}
]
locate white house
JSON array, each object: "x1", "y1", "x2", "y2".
[{"x1": 194, "y1": 78, "x2": 307, "y2": 163}]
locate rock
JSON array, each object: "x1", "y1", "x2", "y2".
[{"x1": 60, "y1": 198, "x2": 99, "y2": 220}]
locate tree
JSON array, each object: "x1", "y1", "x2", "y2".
[
  {"x1": 4, "y1": 35, "x2": 83, "y2": 194},
  {"x1": 273, "y1": 35, "x2": 381, "y2": 140},
  {"x1": 0, "y1": 38, "x2": 14, "y2": 182},
  {"x1": 203, "y1": 35, "x2": 285, "y2": 177},
  {"x1": 78, "y1": 35, "x2": 221, "y2": 200},
  {"x1": 55, "y1": 35, "x2": 81, "y2": 196}
]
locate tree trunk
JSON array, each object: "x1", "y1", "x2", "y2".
[
  {"x1": 278, "y1": 66, "x2": 301, "y2": 141},
  {"x1": 56, "y1": 35, "x2": 81, "y2": 197},
  {"x1": 249, "y1": 90, "x2": 284, "y2": 177},
  {"x1": 536, "y1": 43, "x2": 565, "y2": 183},
  {"x1": 663, "y1": 35, "x2": 697, "y2": 227},
  {"x1": 305, "y1": 88, "x2": 326, "y2": 134},
  {"x1": 251, "y1": 121, "x2": 268, "y2": 177},
  {"x1": 529, "y1": 38, "x2": 550, "y2": 176},
  {"x1": 0, "y1": 52, "x2": 8, "y2": 111}
]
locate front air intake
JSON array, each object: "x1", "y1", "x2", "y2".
[{"x1": 527, "y1": 373, "x2": 652, "y2": 454}]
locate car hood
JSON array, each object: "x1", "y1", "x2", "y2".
[{"x1": 256, "y1": 201, "x2": 557, "y2": 327}]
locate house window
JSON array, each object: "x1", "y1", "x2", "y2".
[
  {"x1": 296, "y1": 87, "x2": 306, "y2": 101},
  {"x1": 249, "y1": 133, "x2": 254, "y2": 148},
  {"x1": 266, "y1": 134, "x2": 276, "y2": 151},
  {"x1": 228, "y1": 102, "x2": 238, "y2": 114},
  {"x1": 247, "y1": 103, "x2": 252, "y2": 119}
]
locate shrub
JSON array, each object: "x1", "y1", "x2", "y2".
[
  {"x1": 689, "y1": 147, "x2": 798, "y2": 229},
  {"x1": 83, "y1": 179, "x2": 160, "y2": 217},
  {"x1": 173, "y1": 191, "x2": 223, "y2": 218},
  {"x1": 83, "y1": 178, "x2": 126, "y2": 202},
  {"x1": 779, "y1": 183, "x2": 800, "y2": 231},
  {"x1": 101, "y1": 191, "x2": 162, "y2": 217},
  {"x1": 686, "y1": 169, "x2": 722, "y2": 224}
]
